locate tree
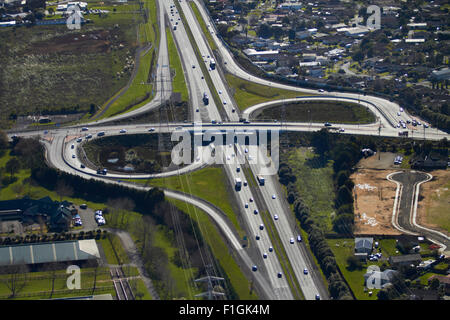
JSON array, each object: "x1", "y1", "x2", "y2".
[
  {"x1": 346, "y1": 255, "x2": 363, "y2": 271},
  {"x1": 0, "y1": 264, "x2": 29, "y2": 298},
  {"x1": 56, "y1": 180, "x2": 74, "y2": 202},
  {"x1": 0, "y1": 130, "x2": 8, "y2": 149},
  {"x1": 5, "y1": 158, "x2": 20, "y2": 178}
]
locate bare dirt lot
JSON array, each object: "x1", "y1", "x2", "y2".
[
  {"x1": 416, "y1": 169, "x2": 450, "y2": 237},
  {"x1": 352, "y1": 166, "x2": 402, "y2": 236},
  {"x1": 356, "y1": 152, "x2": 398, "y2": 170}
]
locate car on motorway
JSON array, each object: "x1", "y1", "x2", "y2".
[
  {"x1": 268, "y1": 246, "x2": 273, "y2": 252},
  {"x1": 120, "y1": 129, "x2": 127, "y2": 134},
  {"x1": 249, "y1": 197, "x2": 253, "y2": 202},
  {"x1": 218, "y1": 90, "x2": 222, "y2": 94},
  {"x1": 223, "y1": 100, "x2": 227, "y2": 105},
  {"x1": 86, "y1": 134, "x2": 92, "y2": 139},
  {"x1": 263, "y1": 253, "x2": 267, "y2": 259},
  {"x1": 243, "y1": 180, "x2": 247, "y2": 186},
  {"x1": 252, "y1": 265, "x2": 257, "y2": 272},
  {"x1": 81, "y1": 127, "x2": 88, "y2": 131},
  {"x1": 274, "y1": 214, "x2": 278, "y2": 220},
  {"x1": 339, "y1": 128, "x2": 345, "y2": 132},
  {"x1": 315, "y1": 294, "x2": 320, "y2": 300},
  {"x1": 424, "y1": 123, "x2": 429, "y2": 128},
  {"x1": 253, "y1": 209, "x2": 259, "y2": 215},
  {"x1": 297, "y1": 235, "x2": 302, "y2": 242},
  {"x1": 44, "y1": 130, "x2": 48, "y2": 134},
  {"x1": 192, "y1": 65, "x2": 195, "y2": 68},
  {"x1": 324, "y1": 122, "x2": 332, "y2": 127},
  {"x1": 80, "y1": 164, "x2": 85, "y2": 169},
  {"x1": 244, "y1": 203, "x2": 248, "y2": 208},
  {"x1": 399, "y1": 107, "x2": 404, "y2": 112},
  {"x1": 259, "y1": 224, "x2": 264, "y2": 230},
  {"x1": 277, "y1": 272, "x2": 282, "y2": 278},
  {"x1": 72, "y1": 154, "x2": 76, "y2": 159},
  {"x1": 397, "y1": 112, "x2": 401, "y2": 116},
  {"x1": 196, "y1": 108, "x2": 199, "y2": 112},
  {"x1": 71, "y1": 144, "x2": 75, "y2": 149},
  {"x1": 290, "y1": 238, "x2": 294, "y2": 244},
  {"x1": 255, "y1": 235, "x2": 260, "y2": 240},
  {"x1": 272, "y1": 194, "x2": 276, "y2": 199},
  {"x1": 76, "y1": 138, "x2": 82, "y2": 143},
  {"x1": 148, "y1": 128, "x2": 155, "y2": 132},
  {"x1": 318, "y1": 89, "x2": 325, "y2": 93},
  {"x1": 211, "y1": 119, "x2": 217, "y2": 124},
  {"x1": 232, "y1": 108, "x2": 236, "y2": 113},
  {"x1": 303, "y1": 268, "x2": 308, "y2": 275}
]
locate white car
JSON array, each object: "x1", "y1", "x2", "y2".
[
  {"x1": 339, "y1": 128, "x2": 345, "y2": 132},
  {"x1": 76, "y1": 138, "x2": 82, "y2": 143},
  {"x1": 274, "y1": 215, "x2": 279, "y2": 220},
  {"x1": 318, "y1": 89, "x2": 325, "y2": 93},
  {"x1": 290, "y1": 238, "x2": 294, "y2": 244},
  {"x1": 120, "y1": 129, "x2": 127, "y2": 133},
  {"x1": 223, "y1": 100, "x2": 227, "y2": 105},
  {"x1": 303, "y1": 268, "x2": 308, "y2": 275},
  {"x1": 218, "y1": 90, "x2": 222, "y2": 94},
  {"x1": 272, "y1": 194, "x2": 276, "y2": 199}
]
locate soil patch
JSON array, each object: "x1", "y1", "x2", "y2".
[{"x1": 352, "y1": 168, "x2": 402, "y2": 236}]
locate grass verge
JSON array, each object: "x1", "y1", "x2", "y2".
[{"x1": 226, "y1": 73, "x2": 311, "y2": 111}]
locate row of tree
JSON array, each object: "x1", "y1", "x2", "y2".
[{"x1": 278, "y1": 162, "x2": 353, "y2": 300}]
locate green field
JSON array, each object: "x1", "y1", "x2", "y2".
[
  {"x1": 225, "y1": 73, "x2": 311, "y2": 110},
  {"x1": 254, "y1": 101, "x2": 376, "y2": 124},
  {"x1": 286, "y1": 147, "x2": 335, "y2": 232},
  {"x1": 95, "y1": 0, "x2": 159, "y2": 120},
  {"x1": 0, "y1": 267, "x2": 115, "y2": 300},
  {"x1": 136, "y1": 166, "x2": 245, "y2": 238},
  {"x1": 166, "y1": 27, "x2": 189, "y2": 102},
  {"x1": 424, "y1": 180, "x2": 450, "y2": 234},
  {"x1": 0, "y1": 2, "x2": 141, "y2": 128},
  {"x1": 97, "y1": 234, "x2": 130, "y2": 265},
  {"x1": 169, "y1": 198, "x2": 258, "y2": 300}
]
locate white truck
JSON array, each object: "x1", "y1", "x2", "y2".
[
  {"x1": 235, "y1": 178, "x2": 242, "y2": 189},
  {"x1": 257, "y1": 176, "x2": 265, "y2": 186}
]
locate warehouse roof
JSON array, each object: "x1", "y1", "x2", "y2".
[{"x1": 0, "y1": 240, "x2": 100, "y2": 266}]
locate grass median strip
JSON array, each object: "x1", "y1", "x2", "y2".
[
  {"x1": 189, "y1": 1, "x2": 217, "y2": 51},
  {"x1": 166, "y1": 27, "x2": 189, "y2": 102},
  {"x1": 226, "y1": 73, "x2": 312, "y2": 111}
]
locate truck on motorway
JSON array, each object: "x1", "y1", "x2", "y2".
[
  {"x1": 203, "y1": 92, "x2": 209, "y2": 105},
  {"x1": 257, "y1": 176, "x2": 265, "y2": 186},
  {"x1": 209, "y1": 59, "x2": 216, "y2": 70},
  {"x1": 235, "y1": 177, "x2": 242, "y2": 189},
  {"x1": 398, "y1": 131, "x2": 408, "y2": 137}
]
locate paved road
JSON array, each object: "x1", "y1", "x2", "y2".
[{"x1": 389, "y1": 171, "x2": 450, "y2": 254}]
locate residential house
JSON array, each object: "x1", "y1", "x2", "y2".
[
  {"x1": 428, "y1": 275, "x2": 450, "y2": 295},
  {"x1": 389, "y1": 254, "x2": 422, "y2": 268},
  {"x1": 355, "y1": 237, "x2": 373, "y2": 254}
]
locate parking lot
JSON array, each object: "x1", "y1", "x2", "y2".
[{"x1": 76, "y1": 205, "x2": 100, "y2": 231}]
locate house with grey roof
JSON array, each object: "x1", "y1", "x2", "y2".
[{"x1": 355, "y1": 237, "x2": 373, "y2": 255}]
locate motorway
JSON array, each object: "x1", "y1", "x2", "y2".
[{"x1": 6, "y1": 0, "x2": 450, "y2": 301}]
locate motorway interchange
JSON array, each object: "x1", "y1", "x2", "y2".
[{"x1": 9, "y1": 0, "x2": 450, "y2": 300}]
